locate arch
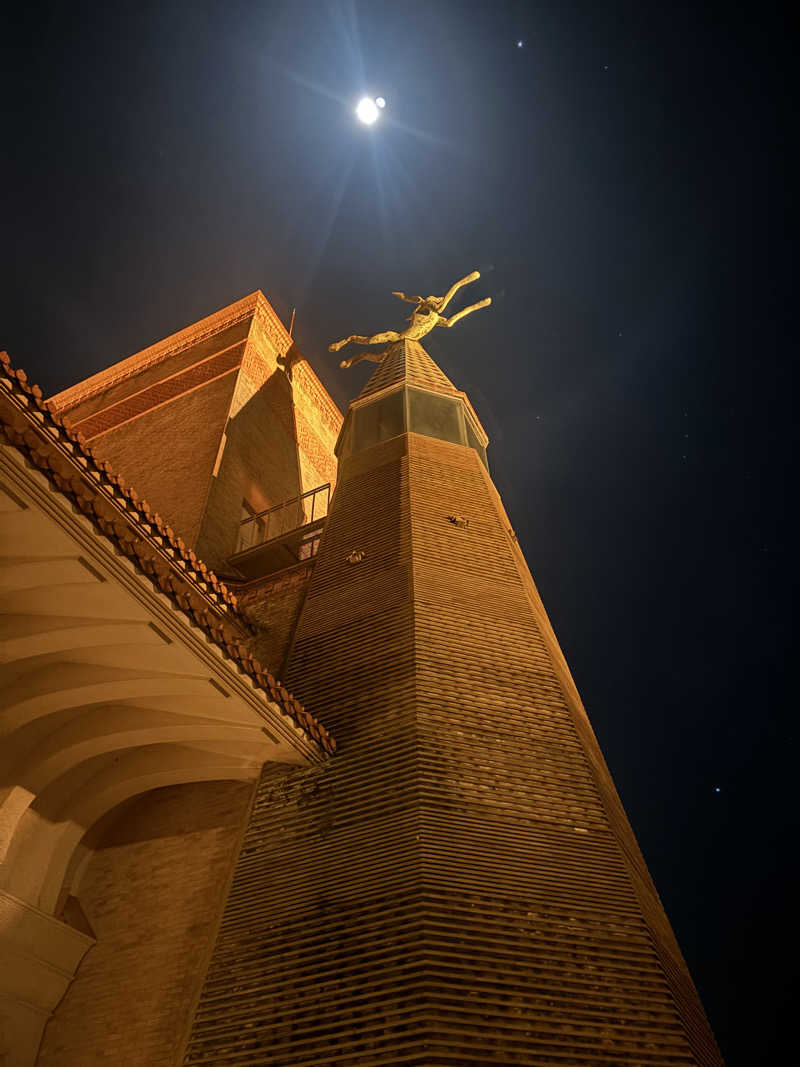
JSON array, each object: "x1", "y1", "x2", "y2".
[
  {"x1": 12, "y1": 716, "x2": 265, "y2": 794},
  {"x1": 2, "y1": 672, "x2": 228, "y2": 733},
  {"x1": 2, "y1": 745, "x2": 260, "y2": 912}
]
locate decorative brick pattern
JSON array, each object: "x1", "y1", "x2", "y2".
[
  {"x1": 293, "y1": 360, "x2": 345, "y2": 443},
  {"x1": 72, "y1": 343, "x2": 245, "y2": 441},
  {"x1": 49, "y1": 292, "x2": 288, "y2": 414},
  {"x1": 294, "y1": 403, "x2": 339, "y2": 490}
]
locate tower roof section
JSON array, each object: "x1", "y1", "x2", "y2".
[
  {"x1": 358, "y1": 339, "x2": 460, "y2": 400},
  {"x1": 346, "y1": 338, "x2": 489, "y2": 451}
]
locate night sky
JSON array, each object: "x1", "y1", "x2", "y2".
[{"x1": 1, "y1": 3, "x2": 794, "y2": 1062}]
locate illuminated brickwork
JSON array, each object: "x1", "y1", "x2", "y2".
[
  {"x1": 184, "y1": 342, "x2": 723, "y2": 1065},
  {"x1": 50, "y1": 292, "x2": 342, "y2": 573}
]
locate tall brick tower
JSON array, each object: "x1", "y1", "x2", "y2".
[{"x1": 184, "y1": 339, "x2": 723, "y2": 1065}]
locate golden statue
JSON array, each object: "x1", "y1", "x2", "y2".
[{"x1": 330, "y1": 270, "x2": 491, "y2": 368}]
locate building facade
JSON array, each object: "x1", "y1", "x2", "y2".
[{"x1": 0, "y1": 293, "x2": 722, "y2": 1065}]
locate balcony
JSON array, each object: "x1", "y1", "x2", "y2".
[{"x1": 228, "y1": 483, "x2": 330, "y2": 580}]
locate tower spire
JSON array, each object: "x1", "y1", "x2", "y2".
[
  {"x1": 357, "y1": 337, "x2": 459, "y2": 399},
  {"x1": 185, "y1": 285, "x2": 723, "y2": 1064}
]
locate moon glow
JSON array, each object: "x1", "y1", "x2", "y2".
[{"x1": 356, "y1": 97, "x2": 379, "y2": 124}]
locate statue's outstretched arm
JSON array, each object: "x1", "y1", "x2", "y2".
[
  {"x1": 440, "y1": 297, "x2": 491, "y2": 329},
  {"x1": 438, "y1": 270, "x2": 481, "y2": 313},
  {"x1": 392, "y1": 291, "x2": 421, "y2": 304}
]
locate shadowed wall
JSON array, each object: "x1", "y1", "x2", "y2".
[{"x1": 37, "y1": 781, "x2": 253, "y2": 1067}]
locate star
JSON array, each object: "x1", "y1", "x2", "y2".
[{"x1": 517, "y1": 40, "x2": 524, "y2": 49}]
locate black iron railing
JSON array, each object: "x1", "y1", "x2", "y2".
[{"x1": 236, "y1": 483, "x2": 330, "y2": 554}]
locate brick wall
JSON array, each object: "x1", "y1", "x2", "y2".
[
  {"x1": 54, "y1": 321, "x2": 253, "y2": 425},
  {"x1": 37, "y1": 780, "x2": 253, "y2": 1067},
  {"x1": 236, "y1": 560, "x2": 315, "y2": 676},
  {"x1": 71, "y1": 344, "x2": 245, "y2": 441},
  {"x1": 184, "y1": 427, "x2": 723, "y2": 1065},
  {"x1": 196, "y1": 368, "x2": 304, "y2": 572},
  {"x1": 53, "y1": 304, "x2": 341, "y2": 576},
  {"x1": 79, "y1": 373, "x2": 239, "y2": 549},
  {"x1": 194, "y1": 332, "x2": 342, "y2": 573}
]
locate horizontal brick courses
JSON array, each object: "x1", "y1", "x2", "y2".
[
  {"x1": 186, "y1": 378, "x2": 723, "y2": 1066},
  {"x1": 72, "y1": 342, "x2": 246, "y2": 441}
]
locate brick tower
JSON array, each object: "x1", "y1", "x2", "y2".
[
  {"x1": 49, "y1": 291, "x2": 342, "y2": 577},
  {"x1": 183, "y1": 339, "x2": 723, "y2": 1065}
]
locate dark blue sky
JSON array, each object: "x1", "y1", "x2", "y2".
[{"x1": 1, "y1": 2, "x2": 794, "y2": 1061}]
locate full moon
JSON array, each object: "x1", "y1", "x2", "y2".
[{"x1": 356, "y1": 97, "x2": 380, "y2": 125}]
